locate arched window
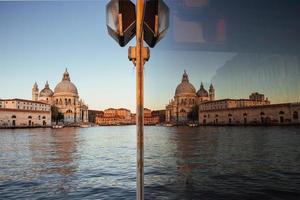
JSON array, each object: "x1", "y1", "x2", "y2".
[
  {"x1": 260, "y1": 112, "x2": 265, "y2": 116},
  {"x1": 28, "y1": 116, "x2": 32, "y2": 119},
  {"x1": 65, "y1": 99, "x2": 67, "y2": 105},
  {"x1": 180, "y1": 109, "x2": 186, "y2": 113},
  {"x1": 243, "y1": 113, "x2": 247, "y2": 117},
  {"x1": 228, "y1": 114, "x2": 232, "y2": 124},
  {"x1": 279, "y1": 111, "x2": 284, "y2": 115},
  {"x1": 56, "y1": 99, "x2": 58, "y2": 104},
  {"x1": 279, "y1": 111, "x2": 284, "y2": 123},
  {"x1": 11, "y1": 115, "x2": 16, "y2": 119},
  {"x1": 215, "y1": 114, "x2": 218, "y2": 118},
  {"x1": 68, "y1": 99, "x2": 71, "y2": 105},
  {"x1": 42, "y1": 116, "x2": 46, "y2": 119},
  {"x1": 293, "y1": 111, "x2": 298, "y2": 120}
]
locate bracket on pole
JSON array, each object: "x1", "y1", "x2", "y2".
[{"x1": 128, "y1": 46, "x2": 150, "y2": 66}]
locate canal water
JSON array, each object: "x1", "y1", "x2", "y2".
[{"x1": 0, "y1": 126, "x2": 300, "y2": 199}]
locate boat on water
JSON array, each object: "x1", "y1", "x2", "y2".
[
  {"x1": 80, "y1": 124, "x2": 90, "y2": 128},
  {"x1": 52, "y1": 125, "x2": 64, "y2": 129},
  {"x1": 164, "y1": 123, "x2": 174, "y2": 127},
  {"x1": 187, "y1": 123, "x2": 199, "y2": 127}
]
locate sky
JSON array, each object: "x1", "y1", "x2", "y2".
[
  {"x1": 0, "y1": 0, "x2": 300, "y2": 112},
  {"x1": 0, "y1": 1, "x2": 237, "y2": 111}
]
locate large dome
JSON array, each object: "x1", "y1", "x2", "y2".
[
  {"x1": 39, "y1": 81, "x2": 54, "y2": 97},
  {"x1": 54, "y1": 69, "x2": 78, "y2": 95},
  {"x1": 175, "y1": 71, "x2": 196, "y2": 95}
]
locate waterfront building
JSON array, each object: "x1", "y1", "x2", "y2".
[
  {"x1": 198, "y1": 93, "x2": 299, "y2": 125},
  {"x1": 0, "y1": 99, "x2": 51, "y2": 127},
  {"x1": 143, "y1": 108, "x2": 160, "y2": 125},
  {"x1": 151, "y1": 110, "x2": 166, "y2": 123},
  {"x1": 88, "y1": 110, "x2": 103, "y2": 123},
  {"x1": 165, "y1": 70, "x2": 215, "y2": 123},
  {"x1": 165, "y1": 71, "x2": 297, "y2": 125},
  {"x1": 95, "y1": 108, "x2": 160, "y2": 125},
  {"x1": 96, "y1": 108, "x2": 132, "y2": 125},
  {"x1": 32, "y1": 69, "x2": 88, "y2": 124},
  {"x1": 199, "y1": 97, "x2": 270, "y2": 112}
]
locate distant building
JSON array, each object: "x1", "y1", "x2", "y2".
[
  {"x1": 165, "y1": 70, "x2": 299, "y2": 125},
  {"x1": 249, "y1": 92, "x2": 268, "y2": 102},
  {"x1": 166, "y1": 70, "x2": 215, "y2": 123},
  {"x1": 95, "y1": 108, "x2": 159, "y2": 125},
  {"x1": 0, "y1": 99, "x2": 51, "y2": 128},
  {"x1": 198, "y1": 97, "x2": 270, "y2": 112},
  {"x1": 198, "y1": 94, "x2": 299, "y2": 125},
  {"x1": 32, "y1": 69, "x2": 88, "y2": 124},
  {"x1": 88, "y1": 110, "x2": 103, "y2": 123},
  {"x1": 143, "y1": 108, "x2": 160, "y2": 125},
  {"x1": 152, "y1": 110, "x2": 166, "y2": 123},
  {"x1": 96, "y1": 108, "x2": 132, "y2": 125}
]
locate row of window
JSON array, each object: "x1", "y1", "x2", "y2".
[
  {"x1": 202, "y1": 111, "x2": 298, "y2": 120},
  {"x1": 16, "y1": 106, "x2": 49, "y2": 111},
  {"x1": 7, "y1": 101, "x2": 47, "y2": 107},
  {"x1": 11, "y1": 115, "x2": 47, "y2": 120},
  {"x1": 200, "y1": 100, "x2": 268, "y2": 110},
  {"x1": 178, "y1": 98, "x2": 195, "y2": 105},
  {"x1": 55, "y1": 98, "x2": 76, "y2": 106}
]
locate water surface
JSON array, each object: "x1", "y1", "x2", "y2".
[{"x1": 0, "y1": 126, "x2": 300, "y2": 199}]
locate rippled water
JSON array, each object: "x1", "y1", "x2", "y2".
[{"x1": 0, "y1": 126, "x2": 300, "y2": 199}]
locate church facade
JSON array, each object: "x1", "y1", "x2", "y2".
[
  {"x1": 32, "y1": 69, "x2": 88, "y2": 123},
  {"x1": 165, "y1": 70, "x2": 215, "y2": 123}
]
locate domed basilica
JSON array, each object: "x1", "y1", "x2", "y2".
[
  {"x1": 32, "y1": 69, "x2": 88, "y2": 123},
  {"x1": 166, "y1": 70, "x2": 215, "y2": 122}
]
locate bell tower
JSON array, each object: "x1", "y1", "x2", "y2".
[
  {"x1": 32, "y1": 82, "x2": 39, "y2": 101},
  {"x1": 209, "y1": 83, "x2": 215, "y2": 101}
]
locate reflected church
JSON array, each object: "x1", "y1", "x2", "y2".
[{"x1": 166, "y1": 70, "x2": 215, "y2": 122}]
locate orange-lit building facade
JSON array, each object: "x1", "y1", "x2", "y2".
[{"x1": 95, "y1": 108, "x2": 159, "y2": 125}]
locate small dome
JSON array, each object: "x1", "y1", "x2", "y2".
[
  {"x1": 54, "y1": 69, "x2": 78, "y2": 95},
  {"x1": 39, "y1": 81, "x2": 54, "y2": 97},
  {"x1": 175, "y1": 70, "x2": 196, "y2": 95},
  {"x1": 197, "y1": 82, "x2": 209, "y2": 97}
]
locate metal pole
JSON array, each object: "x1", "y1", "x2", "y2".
[{"x1": 136, "y1": 0, "x2": 144, "y2": 200}]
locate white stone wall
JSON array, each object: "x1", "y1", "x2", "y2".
[
  {"x1": 0, "y1": 109, "x2": 51, "y2": 127},
  {"x1": 0, "y1": 99, "x2": 50, "y2": 112},
  {"x1": 199, "y1": 99, "x2": 270, "y2": 111}
]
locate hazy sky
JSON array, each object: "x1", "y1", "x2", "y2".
[{"x1": 0, "y1": 1, "x2": 236, "y2": 111}]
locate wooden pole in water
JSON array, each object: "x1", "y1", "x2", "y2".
[{"x1": 136, "y1": 0, "x2": 145, "y2": 199}]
